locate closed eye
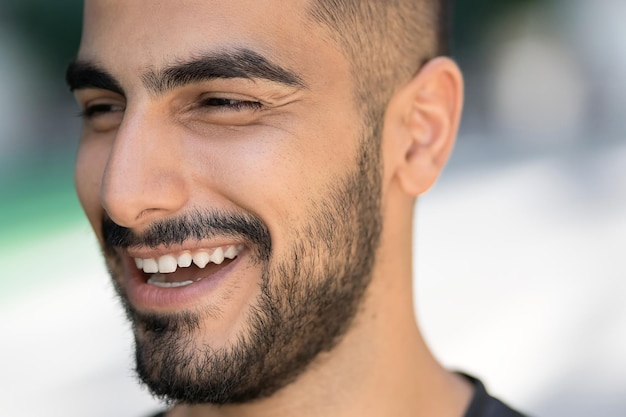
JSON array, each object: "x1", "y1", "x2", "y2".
[
  {"x1": 80, "y1": 103, "x2": 125, "y2": 119},
  {"x1": 199, "y1": 97, "x2": 263, "y2": 112},
  {"x1": 78, "y1": 100, "x2": 125, "y2": 133}
]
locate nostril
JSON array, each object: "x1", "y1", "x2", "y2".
[{"x1": 100, "y1": 172, "x2": 188, "y2": 229}]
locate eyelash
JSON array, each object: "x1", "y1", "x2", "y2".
[
  {"x1": 79, "y1": 96, "x2": 262, "y2": 121},
  {"x1": 80, "y1": 103, "x2": 123, "y2": 119},
  {"x1": 199, "y1": 97, "x2": 263, "y2": 111}
]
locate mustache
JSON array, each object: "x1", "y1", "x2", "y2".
[{"x1": 102, "y1": 209, "x2": 271, "y2": 260}]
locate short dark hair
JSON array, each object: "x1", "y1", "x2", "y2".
[{"x1": 307, "y1": 0, "x2": 450, "y2": 128}]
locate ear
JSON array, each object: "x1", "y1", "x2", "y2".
[{"x1": 383, "y1": 57, "x2": 464, "y2": 196}]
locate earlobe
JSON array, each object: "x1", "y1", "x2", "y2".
[{"x1": 390, "y1": 57, "x2": 464, "y2": 196}]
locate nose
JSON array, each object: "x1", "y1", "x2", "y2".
[{"x1": 100, "y1": 105, "x2": 188, "y2": 229}]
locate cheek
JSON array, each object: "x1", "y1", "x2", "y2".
[
  {"x1": 184, "y1": 126, "x2": 306, "y2": 214},
  {"x1": 74, "y1": 138, "x2": 111, "y2": 235},
  {"x1": 185, "y1": 122, "x2": 357, "y2": 247},
  {"x1": 179, "y1": 127, "x2": 312, "y2": 239}
]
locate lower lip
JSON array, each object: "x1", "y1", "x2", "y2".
[{"x1": 123, "y1": 253, "x2": 245, "y2": 312}]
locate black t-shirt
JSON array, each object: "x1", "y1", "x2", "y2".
[
  {"x1": 149, "y1": 374, "x2": 527, "y2": 417},
  {"x1": 461, "y1": 374, "x2": 527, "y2": 417}
]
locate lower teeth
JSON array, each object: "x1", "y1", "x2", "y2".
[{"x1": 147, "y1": 274, "x2": 194, "y2": 288}]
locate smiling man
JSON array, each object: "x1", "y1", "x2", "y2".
[{"x1": 66, "y1": 1, "x2": 525, "y2": 416}]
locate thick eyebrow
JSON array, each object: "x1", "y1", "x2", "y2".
[
  {"x1": 65, "y1": 61, "x2": 125, "y2": 96},
  {"x1": 142, "y1": 48, "x2": 307, "y2": 94}
]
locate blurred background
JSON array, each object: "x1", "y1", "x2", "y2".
[{"x1": 0, "y1": 0, "x2": 624, "y2": 416}]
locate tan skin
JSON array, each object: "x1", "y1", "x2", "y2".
[{"x1": 73, "y1": 0, "x2": 469, "y2": 416}]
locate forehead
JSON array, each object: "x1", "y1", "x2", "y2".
[{"x1": 79, "y1": 0, "x2": 344, "y2": 89}]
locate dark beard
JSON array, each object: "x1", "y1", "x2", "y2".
[{"x1": 102, "y1": 130, "x2": 382, "y2": 405}]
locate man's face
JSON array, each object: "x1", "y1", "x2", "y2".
[{"x1": 72, "y1": 0, "x2": 383, "y2": 404}]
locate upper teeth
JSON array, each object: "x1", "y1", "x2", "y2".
[{"x1": 134, "y1": 245, "x2": 243, "y2": 274}]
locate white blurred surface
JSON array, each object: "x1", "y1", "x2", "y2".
[
  {"x1": 0, "y1": 227, "x2": 161, "y2": 417},
  {"x1": 1, "y1": 137, "x2": 624, "y2": 417},
  {"x1": 416, "y1": 138, "x2": 626, "y2": 416}
]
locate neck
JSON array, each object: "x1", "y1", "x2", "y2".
[{"x1": 170, "y1": 193, "x2": 471, "y2": 417}]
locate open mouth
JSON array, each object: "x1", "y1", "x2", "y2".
[{"x1": 132, "y1": 244, "x2": 244, "y2": 288}]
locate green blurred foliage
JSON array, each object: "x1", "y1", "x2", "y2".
[
  {"x1": 4, "y1": 0, "x2": 83, "y2": 74},
  {"x1": 452, "y1": 0, "x2": 538, "y2": 54}
]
